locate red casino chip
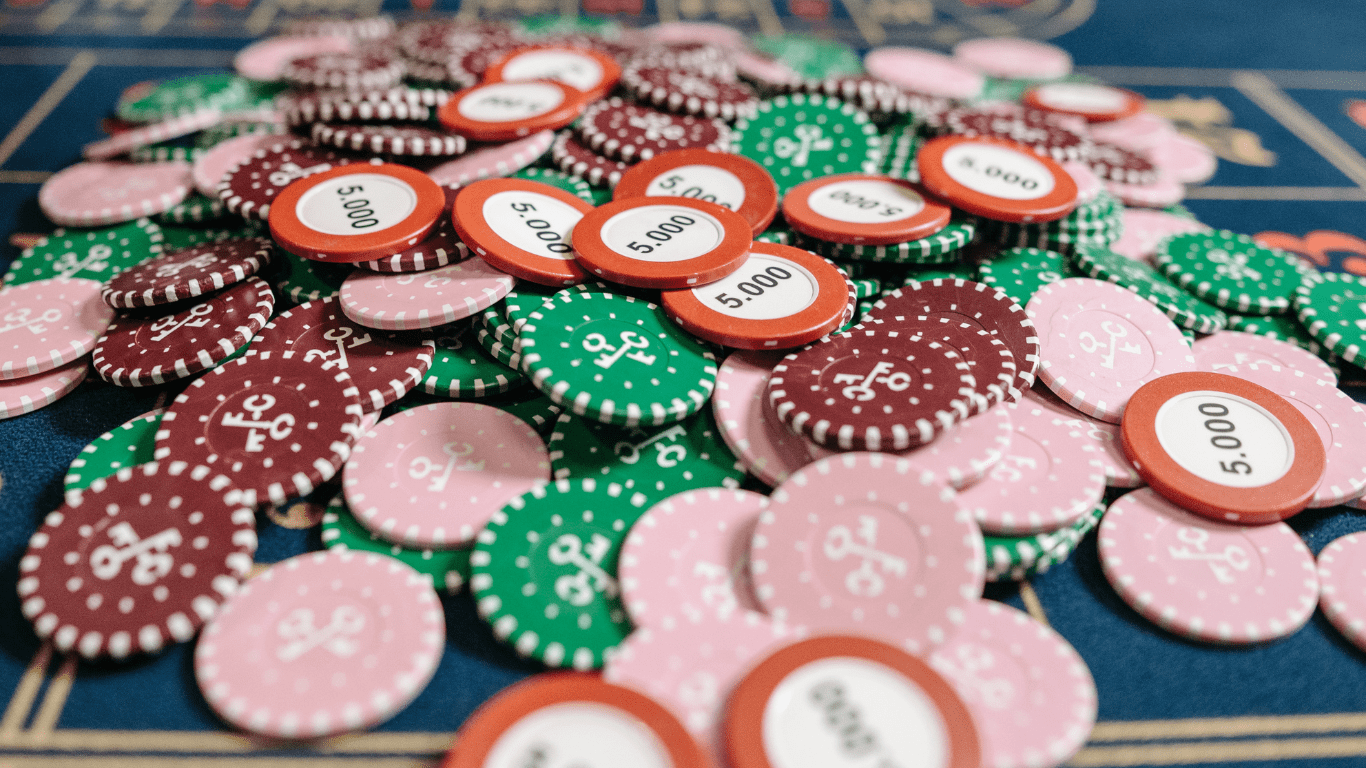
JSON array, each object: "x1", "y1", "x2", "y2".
[
  {"x1": 437, "y1": 80, "x2": 590, "y2": 143},
  {"x1": 725, "y1": 635, "x2": 982, "y2": 768},
  {"x1": 1023, "y1": 82, "x2": 1146, "y2": 123},
  {"x1": 614, "y1": 148, "x2": 779, "y2": 236},
  {"x1": 918, "y1": 135, "x2": 1078, "y2": 223},
  {"x1": 660, "y1": 241, "x2": 851, "y2": 350},
  {"x1": 572, "y1": 196, "x2": 753, "y2": 289},
  {"x1": 442, "y1": 673, "x2": 708, "y2": 768},
  {"x1": 17, "y1": 461, "x2": 256, "y2": 661},
  {"x1": 357, "y1": 187, "x2": 469, "y2": 273},
  {"x1": 1121, "y1": 371, "x2": 1327, "y2": 524},
  {"x1": 101, "y1": 237, "x2": 274, "y2": 309},
  {"x1": 483, "y1": 45, "x2": 623, "y2": 102},
  {"x1": 781, "y1": 173, "x2": 953, "y2": 245},
  {"x1": 268, "y1": 162, "x2": 446, "y2": 264},
  {"x1": 451, "y1": 178, "x2": 595, "y2": 286},
  {"x1": 218, "y1": 139, "x2": 375, "y2": 221}
]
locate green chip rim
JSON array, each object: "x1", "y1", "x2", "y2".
[
  {"x1": 63, "y1": 409, "x2": 165, "y2": 501},
  {"x1": 730, "y1": 93, "x2": 881, "y2": 195},
  {"x1": 423, "y1": 323, "x2": 527, "y2": 398},
  {"x1": 274, "y1": 250, "x2": 353, "y2": 304},
  {"x1": 985, "y1": 502, "x2": 1105, "y2": 581},
  {"x1": 1155, "y1": 229, "x2": 1306, "y2": 314},
  {"x1": 511, "y1": 166, "x2": 595, "y2": 203},
  {"x1": 1073, "y1": 243, "x2": 1229, "y2": 334},
  {"x1": 813, "y1": 219, "x2": 976, "y2": 263},
  {"x1": 1294, "y1": 271, "x2": 1366, "y2": 364},
  {"x1": 6, "y1": 218, "x2": 163, "y2": 285},
  {"x1": 321, "y1": 494, "x2": 470, "y2": 594},
  {"x1": 976, "y1": 246, "x2": 1069, "y2": 308}
]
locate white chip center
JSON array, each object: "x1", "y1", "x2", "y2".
[
  {"x1": 483, "y1": 190, "x2": 581, "y2": 261},
  {"x1": 1034, "y1": 82, "x2": 1128, "y2": 112},
  {"x1": 806, "y1": 179, "x2": 925, "y2": 224},
  {"x1": 295, "y1": 173, "x2": 417, "y2": 236},
  {"x1": 598, "y1": 204, "x2": 725, "y2": 263},
  {"x1": 762, "y1": 656, "x2": 951, "y2": 768},
  {"x1": 691, "y1": 252, "x2": 818, "y2": 321},
  {"x1": 500, "y1": 50, "x2": 605, "y2": 92},
  {"x1": 644, "y1": 164, "x2": 748, "y2": 211},
  {"x1": 482, "y1": 701, "x2": 674, "y2": 768},
  {"x1": 457, "y1": 82, "x2": 565, "y2": 123},
  {"x1": 941, "y1": 143, "x2": 1055, "y2": 201},
  {"x1": 1154, "y1": 390, "x2": 1295, "y2": 488}
]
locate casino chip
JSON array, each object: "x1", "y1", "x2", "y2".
[
  {"x1": 864, "y1": 46, "x2": 984, "y2": 100},
  {"x1": 0, "y1": 277, "x2": 114, "y2": 380},
  {"x1": 918, "y1": 135, "x2": 1078, "y2": 224},
  {"x1": 344, "y1": 402, "x2": 551, "y2": 548},
  {"x1": 1156, "y1": 230, "x2": 1307, "y2": 314},
  {"x1": 1318, "y1": 533, "x2": 1366, "y2": 654},
  {"x1": 782, "y1": 174, "x2": 951, "y2": 246},
  {"x1": 811, "y1": 219, "x2": 977, "y2": 265},
  {"x1": 1193, "y1": 331, "x2": 1337, "y2": 384},
  {"x1": 195, "y1": 550, "x2": 444, "y2": 739},
  {"x1": 550, "y1": 130, "x2": 631, "y2": 188},
  {"x1": 1024, "y1": 82, "x2": 1145, "y2": 123},
  {"x1": 1072, "y1": 243, "x2": 1229, "y2": 334},
  {"x1": 64, "y1": 409, "x2": 164, "y2": 498},
  {"x1": 471, "y1": 478, "x2": 650, "y2": 669},
  {"x1": 1227, "y1": 311, "x2": 1328, "y2": 356},
  {"x1": 193, "y1": 134, "x2": 288, "y2": 199},
  {"x1": 484, "y1": 45, "x2": 623, "y2": 101},
  {"x1": 510, "y1": 166, "x2": 594, "y2": 203},
  {"x1": 438, "y1": 81, "x2": 590, "y2": 142},
  {"x1": 422, "y1": 322, "x2": 526, "y2": 398},
  {"x1": 154, "y1": 349, "x2": 364, "y2": 507},
  {"x1": 713, "y1": 350, "x2": 832, "y2": 487},
  {"x1": 116, "y1": 72, "x2": 245, "y2": 122},
  {"x1": 281, "y1": 50, "x2": 405, "y2": 91},
  {"x1": 903, "y1": 401, "x2": 1013, "y2": 490},
  {"x1": 1099, "y1": 487, "x2": 1318, "y2": 645},
  {"x1": 40, "y1": 161, "x2": 192, "y2": 227},
  {"x1": 1025, "y1": 385, "x2": 1142, "y2": 487},
  {"x1": 311, "y1": 123, "x2": 467, "y2": 157},
  {"x1": 218, "y1": 139, "x2": 378, "y2": 220},
  {"x1": 977, "y1": 246, "x2": 1070, "y2": 308},
  {"x1": 100, "y1": 238, "x2": 273, "y2": 309},
  {"x1": 451, "y1": 178, "x2": 594, "y2": 286},
  {"x1": 92, "y1": 275, "x2": 274, "y2": 388},
  {"x1": 273, "y1": 250, "x2": 353, "y2": 303},
  {"x1": 1121, "y1": 371, "x2": 1326, "y2": 523},
  {"x1": 18, "y1": 462, "x2": 256, "y2": 660},
  {"x1": 1295, "y1": 271, "x2": 1366, "y2": 365},
  {"x1": 623, "y1": 65, "x2": 760, "y2": 121},
  {"x1": 338, "y1": 257, "x2": 516, "y2": 331},
  {"x1": 0, "y1": 359, "x2": 88, "y2": 421},
  {"x1": 613, "y1": 148, "x2": 779, "y2": 236},
  {"x1": 953, "y1": 36, "x2": 1073, "y2": 80},
  {"x1": 4, "y1": 218, "x2": 162, "y2": 286},
  {"x1": 578, "y1": 98, "x2": 732, "y2": 162},
  {"x1": 249, "y1": 297, "x2": 435, "y2": 413},
  {"x1": 517, "y1": 291, "x2": 718, "y2": 427},
  {"x1": 572, "y1": 197, "x2": 753, "y2": 289},
  {"x1": 729, "y1": 94, "x2": 879, "y2": 195},
  {"x1": 1110, "y1": 208, "x2": 1210, "y2": 263},
  {"x1": 984, "y1": 502, "x2": 1105, "y2": 582}
]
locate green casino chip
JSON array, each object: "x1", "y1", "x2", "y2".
[
  {"x1": 511, "y1": 166, "x2": 594, "y2": 203},
  {"x1": 750, "y1": 34, "x2": 863, "y2": 79},
  {"x1": 879, "y1": 125, "x2": 922, "y2": 182},
  {"x1": 976, "y1": 246, "x2": 1069, "y2": 307},
  {"x1": 731, "y1": 94, "x2": 880, "y2": 195},
  {"x1": 905, "y1": 262, "x2": 979, "y2": 285},
  {"x1": 322, "y1": 494, "x2": 469, "y2": 593},
  {"x1": 1295, "y1": 271, "x2": 1366, "y2": 364},
  {"x1": 852, "y1": 278, "x2": 881, "y2": 299},
  {"x1": 1227, "y1": 311, "x2": 1326, "y2": 355},
  {"x1": 1072, "y1": 243, "x2": 1229, "y2": 334},
  {"x1": 811, "y1": 219, "x2": 976, "y2": 264},
  {"x1": 117, "y1": 73, "x2": 248, "y2": 122},
  {"x1": 154, "y1": 193, "x2": 226, "y2": 225},
  {"x1": 484, "y1": 387, "x2": 563, "y2": 436},
  {"x1": 518, "y1": 13, "x2": 621, "y2": 36},
  {"x1": 1155, "y1": 230, "x2": 1307, "y2": 314},
  {"x1": 274, "y1": 250, "x2": 353, "y2": 303},
  {"x1": 471, "y1": 477, "x2": 650, "y2": 669},
  {"x1": 195, "y1": 120, "x2": 285, "y2": 149},
  {"x1": 424, "y1": 322, "x2": 526, "y2": 398},
  {"x1": 829, "y1": 258, "x2": 867, "y2": 278},
  {"x1": 63, "y1": 409, "x2": 164, "y2": 498},
  {"x1": 131, "y1": 143, "x2": 205, "y2": 163},
  {"x1": 984, "y1": 502, "x2": 1105, "y2": 582},
  {"x1": 547, "y1": 409, "x2": 743, "y2": 502},
  {"x1": 6, "y1": 219, "x2": 163, "y2": 285},
  {"x1": 475, "y1": 310, "x2": 522, "y2": 369},
  {"x1": 754, "y1": 218, "x2": 796, "y2": 245},
  {"x1": 159, "y1": 222, "x2": 266, "y2": 251},
  {"x1": 517, "y1": 292, "x2": 717, "y2": 427}
]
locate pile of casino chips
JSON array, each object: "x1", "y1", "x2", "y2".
[{"x1": 6, "y1": 13, "x2": 1366, "y2": 768}]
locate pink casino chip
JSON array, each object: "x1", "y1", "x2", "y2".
[
  {"x1": 1110, "y1": 209, "x2": 1209, "y2": 263},
  {"x1": 1317, "y1": 533, "x2": 1366, "y2": 654},
  {"x1": 901, "y1": 401, "x2": 1012, "y2": 490},
  {"x1": 338, "y1": 257, "x2": 516, "y2": 331},
  {"x1": 1106, "y1": 174, "x2": 1185, "y2": 209},
  {"x1": 424, "y1": 130, "x2": 555, "y2": 188},
  {"x1": 233, "y1": 34, "x2": 354, "y2": 81},
  {"x1": 193, "y1": 133, "x2": 289, "y2": 199},
  {"x1": 712, "y1": 351, "x2": 831, "y2": 487},
  {"x1": 39, "y1": 161, "x2": 191, "y2": 227},
  {"x1": 1150, "y1": 132, "x2": 1218, "y2": 184},
  {"x1": 343, "y1": 402, "x2": 551, "y2": 547},
  {"x1": 0, "y1": 359, "x2": 87, "y2": 419},
  {"x1": 1024, "y1": 385, "x2": 1142, "y2": 488},
  {"x1": 1026, "y1": 277, "x2": 1195, "y2": 423},
  {"x1": 955, "y1": 397, "x2": 1107, "y2": 536},
  {"x1": 0, "y1": 277, "x2": 114, "y2": 380},
  {"x1": 618, "y1": 488, "x2": 768, "y2": 629},
  {"x1": 1193, "y1": 331, "x2": 1337, "y2": 385},
  {"x1": 750, "y1": 452, "x2": 985, "y2": 655},
  {"x1": 1062, "y1": 160, "x2": 1105, "y2": 205},
  {"x1": 952, "y1": 37, "x2": 1073, "y2": 80},
  {"x1": 194, "y1": 550, "x2": 445, "y2": 739},
  {"x1": 1089, "y1": 112, "x2": 1178, "y2": 153},
  {"x1": 930, "y1": 600, "x2": 1096, "y2": 768},
  {"x1": 864, "y1": 48, "x2": 985, "y2": 100},
  {"x1": 1098, "y1": 487, "x2": 1318, "y2": 645}
]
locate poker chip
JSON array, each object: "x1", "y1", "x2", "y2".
[
  {"x1": 1072, "y1": 243, "x2": 1229, "y2": 334},
  {"x1": 273, "y1": 250, "x2": 353, "y2": 303},
  {"x1": 249, "y1": 297, "x2": 435, "y2": 413},
  {"x1": 154, "y1": 193, "x2": 225, "y2": 224},
  {"x1": 444, "y1": 673, "x2": 708, "y2": 768},
  {"x1": 918, "y1": 135, "x2": 1078, "y2": 224},
  {"x1": 424, "y1": 129, "x2": 556, "y2": 188},
  {"x1": 451, "y1": 178, "x2": 594, "y2": 286},
  {"x1": 438, "y1": 81, "x2": 589, "y2": 143},
  {"x1": 1109, "y1": 208, "x2": 1210, "y2": 263},
  {"x1": 339, "y1": 257, "x2": 515, "y2": 331},
  {"x1": 1098, "y1": 487, "x2": 1318, "y2": 645},
  {"x1": 571, "y1": 197, "x2": 752, "y2": 289},
  {"x1": 281, "y1": 50, "x2": 406, "y2": 91},
  {"x1": 1193, "y1": 331, "x2": 1337, "y2": 384},
  {"x1": 0, "y1": 277, "x2": 114, "y2": 380},
  {"x1": 63, "y1": 409, "x2": 164, "y2": 498},
  {"x1": 863, "y1": 46, "x2": 985, "y2": 100},
  {"x1": 1295, "y1": 271, "x2": 1366, "y2": 364},
  {"x1": 1024, "y1": 82, "x2": 1145, "y2": 123},
  {"x1": 422, "y1": 322, "x2": 526, "y2": 398},
  {"x1": 613, "y1": 148, "x2": 779, "y2": 236},
  {"x1": 194, "y1": 550, "x2": 444, "y2": 739},
  {"x1": 0, "y1": 359, "x2": 88, "y2": 421},
  {"x1": 659, "y1": 242, "x2": 852, "y2": 350},
  {"x1": 5, "y1": 218, "x2": 163, "y2": 286},
  {"x1": 100, "y1": 237, "x2": 273, "y2": 309},
  {"x1": 40, "y1": 161, "x2": 192, "y2": 227},
  {"x1": 1317, "y1": 533, "x2": 1366, "y2": 654},
  {"x1": 83, "y1": 109, "x2": 224, "y2": 162},
  {"x1": 518, "y1": 291, "x2": 718, "y2": 427},
  {"x1": 280, "y1": 91, "x2": 433, "y2": 127},
  {"x1": 976, "y1": 245, "x2": 1070, "y2": 308},
  {"x1": 871, "y1": 315, "x2": 1017, "y2": 414},
  {"x1": 903, "y1": 400, "x2": 1013, "y2": 490},
  {"x1": 310, "y1": 123, "x2": 468, "y2": 157},
  {"x1": 984, "y1": 502, "x2": 1105, "y2": 582},
  {"x1": 729, "y1": 94, "x2": 879, "y2": 195},
  {"x1": 550, "y1": 130, "x2": 631, "y2": 187},
  {"x1": 547, "y1": 409, "x2": 744, "y2": 501},
  {"x1": 1227, "y1": 311, "x2": 1328, "y2": 356},
  {"x1": 357, "y1": 189, "x2": 469, "y2": 273},
  {"x1": 232, "y1": 34, "x2": 355, "y2": 81},
  {"x1": 952, "y1": 36, "x2": 1073, "y2": 80},
  {"x1": 1087, "y1": 141, "x2": 1160, "y2": 186},
  {"x1": 509, "y1": 166, "x2": 594, "y2": 203},
  {"x1": 812, "y1": 218, "x2": 977, "y2": 265},
  {"x1": 1151, "y1": 131, "x2": 1219, "y2": 184},
  {"x1": 1027, "y1": 277, "x2": 1195, "y2": 423},
  {"x1": 154, "y1": 349, "x2": 364, "y2": 507},
  {"x1": 1025, "y1": 385, "x2": 1142, "y2": 487},
  {"x1": 471, "y1": 477, "x2": 650, "y2": 668},
  {"x1": 1157, "y1": 230, "x2": 1306, "y2": 315},
  {"x1": 1121, "y1": 371, "x2": 1326, "y2": 523},
  {"x1": 945, "y1": 106, "x2": 1093, "y2": 164},
  {"x1": 712, "y1": 351, "x2": 832, "y2": 487},
  {"x1": 19, "y1": 461, "x2": 255, "y2": 660},
  {"x1": 116, "y1": 73, "x2": 245, "y2": 123},
  {"x1": 752, "y1": 452, "x2": 985, "y2": 652},
  {"x1": 956, "y1": 397, "x2": 1107, "y2": 535},
  {"x1": 269, "y1": 162, "x2": 446, "y2": 264},
  {"x1": 768, "y1": 329, "x2": 976, "y2": 452},
  {"x1": 345, "y1": 402, "x2": 550, "y2": 547},
  {"x1": 724, "y1": 634, "x2": 982, "y2": 768},
  {"x1": 218, "y1": 139, "x2": 377, "y2": 221},
  {"x1": 579, "y1": 98, "x2": 732, "y2": 163},
  {"x1": 484, "y1": 45, "x2": 623, "y2": 101},
  {"x1": 92, "y1": 275, "x2": 274, "y2": 388},
  {"x1": 623, "y1": 66, "x2": 760, "y2": 121},
  {"x1": 782, "y1": 174, "x2": 952, "y2": 246},
  {"x1": 1106, "y1": 174, "x2": 1186, "y2": 209}
]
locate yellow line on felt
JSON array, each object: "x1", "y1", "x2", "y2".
[
  {"x1": 0, "y1": 644, "x2": 52, "y2": 740},
  {"x1": 1090, "y1": 712, "x2": 1366, "y2": 742},
  {"x1": 140, "y1": 0, "x2": 183, "y2": 34},
  {"x1": 455, "y1": 0, "x2": 479, "y2": 20},
  {"x1": 6, "y1": 729, "x2": 457, "y2": 755},
  {"x1": 1232, "y1": 71, "x2": 1366, "y2": 189},
  {"x1": 35, "y1": 0, "x2": 84, "y2": 33},
  {"x1": 0, "y1": 50, "x2": 96, "y2": 171},
  {"x1": 836, "y1": 0, "x2": 883, "y2": 46},
  {"x1": 1070, "y1": 735, "x2": 1366, "y2": 766},
  {"x1": 0, "y1": 171, "x2": 55, "y2": 184},
  {"x1": 26, "y1": 653, "x2": 77, "y2": 740},
  {"x1": 654, "y1": 0, "x2": 679, "y2": 24},
  {"x1": 243, "y1": 0, "x2": 278, "y2": 37},
  {"x1": 1184, "y1": 185, "x2": 1366, "y2": 201},
  {"x1": 746, "y1": 0, "x2": 784, "y2": 37},
  {"x1": 1017, "y1": 581, "x2": 1050, "y2": 627}
]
